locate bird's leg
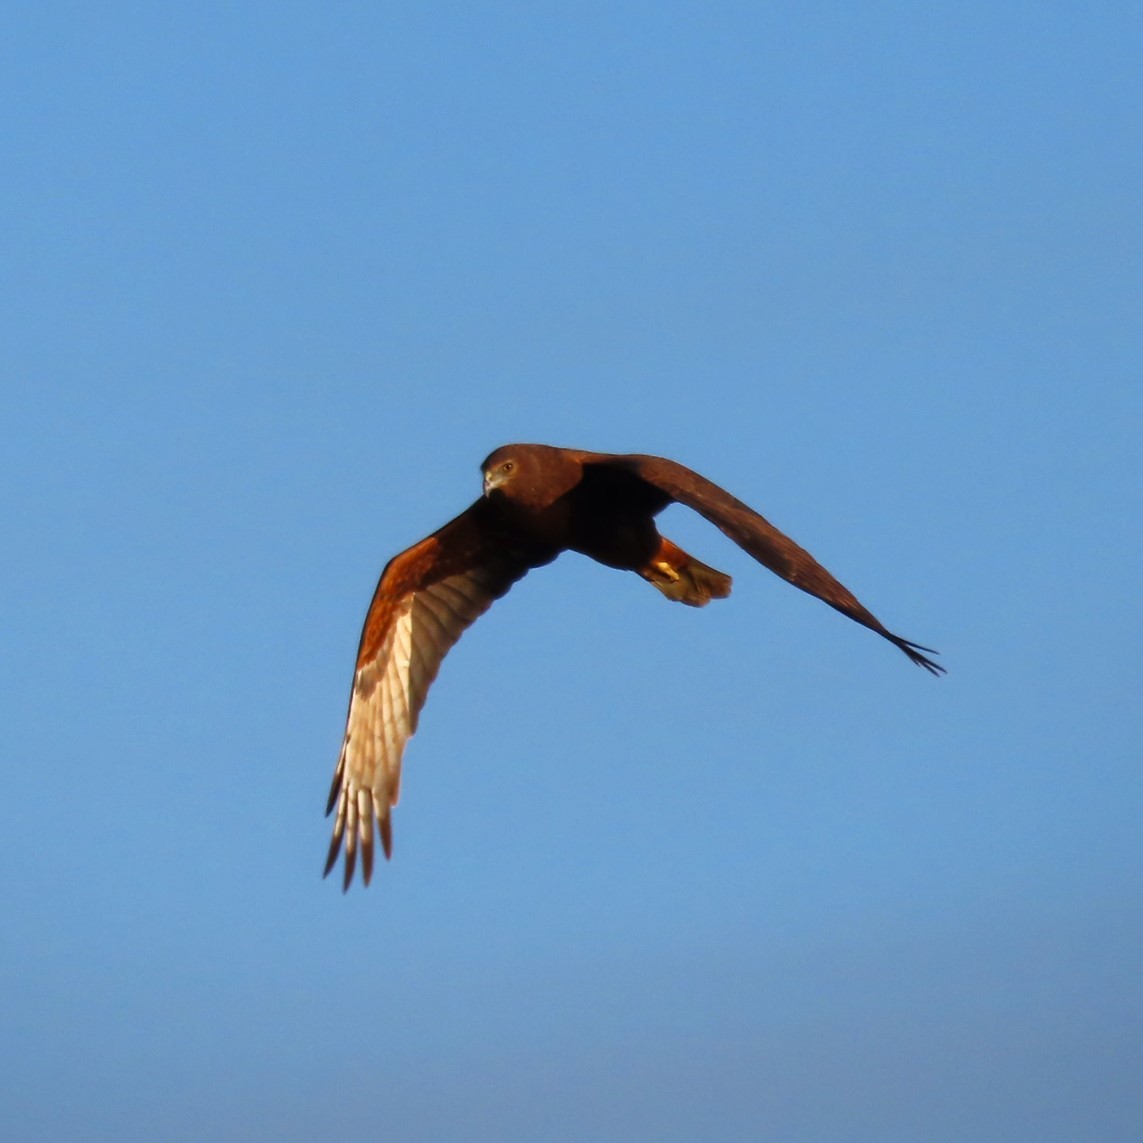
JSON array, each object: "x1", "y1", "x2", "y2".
[{"x1": 639, "y1": 536, "x2": 732, "y2": 608}]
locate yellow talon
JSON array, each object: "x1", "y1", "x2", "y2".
[{"x1": 652, "y1": 560, "x2": 680, "y2": 581}]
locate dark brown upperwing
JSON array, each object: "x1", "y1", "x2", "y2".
[{"x1": 590, "y1": 452, "x2": 944, "y2": 675}]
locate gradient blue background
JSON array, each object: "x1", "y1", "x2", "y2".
[{"x1": 3, "y1": 4, "x2": 1140, "y2": 1140}]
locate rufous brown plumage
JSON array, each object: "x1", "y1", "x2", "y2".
[{"x1": 324, "y1": 443, "x2": 944, "y2": 889}]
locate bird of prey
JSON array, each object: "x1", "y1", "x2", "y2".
[{"x1": 324, "y1": 443, "x2": 943, "y2": 888}]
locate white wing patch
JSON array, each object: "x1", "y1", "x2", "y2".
[{"x1": 325, "y1": 563, "x2": 524, "y2": 889}]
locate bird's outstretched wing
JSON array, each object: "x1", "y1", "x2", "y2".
[
  {"x1": 324, "y1": 501, "x2": 540, "y2": 890},
  {"x1": 587, "y1": 452, "x2": 944, "y2": 675}
]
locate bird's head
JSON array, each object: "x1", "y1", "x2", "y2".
[{"x1": 481, "y1": 444, "x2": 582, "y2": 508}]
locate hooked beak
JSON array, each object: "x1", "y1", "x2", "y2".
[{"x1": 483, "y1": 463, "x2": 514, "y2": 498}]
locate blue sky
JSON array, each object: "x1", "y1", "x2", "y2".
[{"x1": 2, "y1": 3, "x2": 1140, "y2": 1140}]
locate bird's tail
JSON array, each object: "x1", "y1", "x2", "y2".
[{"x1": 640, "y1": 536, "x2": 732, "y2": 607}]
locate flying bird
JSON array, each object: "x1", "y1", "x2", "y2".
[{"x1": 324, "y1": 443, "x2": 943, "y2": 888}]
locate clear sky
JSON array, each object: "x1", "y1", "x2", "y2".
[{"x1": 3, "y1": 4, "x2": 1140, "y2": 1140}]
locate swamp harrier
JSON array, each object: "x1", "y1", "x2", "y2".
[{"x1": 325, "y1": 443, "x2": 943, "y2": 888}]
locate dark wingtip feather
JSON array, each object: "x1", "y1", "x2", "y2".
[
  {"x1": 324, "y1": 766, "x2": 342, "y2": 817},
  {"x1": 895, "y1": 637, "x2": 946, "y2": 676},
  {"x1": 341, "y1": 844, "x2": 356, "y2": 893},
  {"x1": 361, "y1": 834, "x2": 374, "y2": 887},
  {"x1": 322, "y1": 832, "x2": 342, "y2": 880},
  {"x1": 380, "y1": 815, "x2": 393, "y2": 861}
]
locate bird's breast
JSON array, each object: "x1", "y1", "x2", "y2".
[
  {"x1": 491, "y1": 494, "x2": 575, "y2": 550},
  {"x1": 568, "y1": 514, "x2": 660, "y2": 571}
]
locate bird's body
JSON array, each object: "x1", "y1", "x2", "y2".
[
  {"x1": 324, "y1": 443, "x2": 943, "y2": 888},
  {"x1": 481, "y1": 444, "x2": 732, "y2": 604}
]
